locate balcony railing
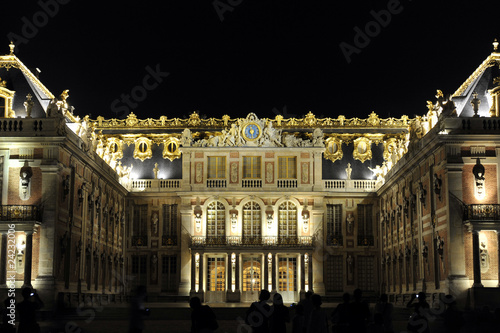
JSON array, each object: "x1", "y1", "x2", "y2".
[
  {"x1": 242, "y1": 179, "x2": 262, "y2": 188},
  {"x1": 464, "y1": 204, "x2": 500, "y2": 221},
  {"x1": 323, "y1": 180, "x2": 378, "y2": 192},
  {"x1": 357, "y1": 235, "x2": 375, "y2": 246},
  {"x1": 0, "y1": 205, "x2": 41, "y2": 222},
  {"x1": 207, "y1": 180, "x2": 227, "y2": 188},
  {"x1": 277, "y1": 179, "x2": 297, "y2": 188},
  {"x1": 131, "y1": 179, "x2": 181, "y2": 192},
  {"x1": 131, "y1": 235, "x2": 148, "y2": 246},
  {"x1": 326, "y1": 234, "x2": 343, "y2": 246},
  {"x1": 191, "y1": 236, "x2": 313, "y2": 247},
  {"x1": 162, "y1": 235, "x2": 178, "y2": 246}
]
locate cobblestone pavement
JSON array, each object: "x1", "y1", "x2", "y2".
[{"x1": 27, "y1": 304, "x2": 498, "y2": 333}]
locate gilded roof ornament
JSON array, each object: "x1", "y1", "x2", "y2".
[
  {"x1": 0, "y1": 77, "x2": 6, "y2": 87},
  {"x1": 9, "y1": 41, "x2": 15, "y2": 55},
  {"x1": 493, "y1": 38, "x2": 499, "y2": 52}
]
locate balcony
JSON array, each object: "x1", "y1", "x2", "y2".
[
  {"x1": 0, "y1": 205, "x2": 41, "y2": 222},
  {"x1": 326, "y1": 234, "x2": 343, "y2": 246},
  {"x1": 357, "y1": 235, "x2": 375, "y2": 246},
  {"x1": 162, "y1": 235, "x2": 178, "y2": 246},
  {"x1": 130, "y1": 179, "x2": 181, "y2": 192},
  {"x1": 323, "y1": 180, "x2": 378, "y2": 192},
  {"x1": 190, "y1": 236, "x2": 313, "y2": 248},
  {"x1": 207, "y1": 180, "x2": 227, "y2": 188},
  {"x1": 463, "y1": 204, "x2": 500, "y2": 221},
  {"x1": 242, "y1": 179, "x2": 262, "y2": 188},
  {"x1": 277, "y1": 179, "x2": 297, "y2": 188}
]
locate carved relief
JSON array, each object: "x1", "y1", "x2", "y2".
[
  {"x1": 195, "y1": 162, "x2": 203, "y2": 183},
  {"x1": 163, "y1": 137, "x2": 181, "y2": 161},
  {"x1": 324, "y1": 137, "x2": 343, "y2": 163},
  {"x1": 151, "y1": 211, "x2": 159, "y2": 235},
  {"x1": 301, "y1": 163, "x2": 309, "y2": 184},
  {"x1": 133, "y1": 137, "x2": 152, "y2": 161},
  {"x1": 346, "y1": 212, "x2": 354, "y2": 235},
  {"x1": 230, "y1": 162, "x2": 238, "y2": 183},
  {"x1": 353, "y1": 137, "x2": 372, "y2": 163},
  {"x1": 19, "y1": 162, "x2": 33, "y2": 200},
  {"x1": 265, "y1": 162, "x2": 274, "y2": 184}
]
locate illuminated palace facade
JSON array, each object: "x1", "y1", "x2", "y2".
[{"x1": 1, "y1": 41, "x2": 500, "y2": 308}]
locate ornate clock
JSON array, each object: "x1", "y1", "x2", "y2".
[{"x1": 242, "y1": 122, "x2": 261, "y2": 141}]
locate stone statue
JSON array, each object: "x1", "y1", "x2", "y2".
[
  {"x1": 346, "y1": 163, "x2": 352, "y2": 180},
  {"x1": 19, "y1": 162, "x2": 33, "y2": 200},
  {"x1": 181, "y1": 128, "x2": 192, "y2": 146},
  {"x1": 23, "y1": 94, "x2": 34, "y2": 118},
  {"x1": 312, "y1": 128, "x2": 324, "y2": 147},
  {"x1": 347, "y1": 255, "x2": 354, "y2": 282},
  {"x1": 346, "y1": 212, "x2": 354, "y2": 234},
  {"x1": 153, "y1": 163, "x2": 159, "y2": 179},
  {"x1": 151, "y1": 213, "x2": 158, "y2": 234},
  {"x1": 480, "y1": 240, "x2": 489, "y2": 272}
]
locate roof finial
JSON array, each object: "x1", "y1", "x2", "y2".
[
  {"x1": 9, "y1": 41, "x2": 15, "y2": 55},
  {"x1": 494, "y1": 38, "x2": 499, "y2": 52}
]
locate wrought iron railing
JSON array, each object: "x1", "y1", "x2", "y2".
[
  {"x1": 0, "y1": 205, "x2": 41, "y2": 221},
  {"x1": 357, "y1": 235, "x2": 374, "y2": 246},
  {"x1": 191, "y1": 236, "x2": 313, "y2": 247},
  {"x1": 162, "y1": 235, "x2": 177, "y2": 246},
  {"x1": 464, "y1": 204, "x2": 500, "y2": 221},
  {"x1": 326, "y1": 234, "x2": 343, "y2": 246}
]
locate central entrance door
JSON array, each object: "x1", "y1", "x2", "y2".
[
  {"x1": 205, "y1": 256, "x2": 226, "y2": 303},
  {"x1": 278, "y1": 257, "x2": 297, "y2": 303},
  {"x1": 241, "y1": 256, "x2": 262, "y2": 302}
]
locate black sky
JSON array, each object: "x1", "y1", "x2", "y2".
[{"x1": 2, "y1": 0, "x2": 499, "y2": 121}]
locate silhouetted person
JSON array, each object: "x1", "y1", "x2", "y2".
[
  {"x1": 17, "y1": 287, "x2": 44, "y2": 333},
  {"x1": 246, "y1": 289, "x2": 272, "y2": 333},
  {"x1": 441, "y1": 295, "x2": 463, "y2": 333},
  {"x1": 1, "y1": 297, "x2": 16, "y2": 333},
  {"x1": 349, "y1": 288, "x2": 370, "y2": 333},
  {"x1": 299, "y1": 290, "x2": 313, "y2": 330},
  {"x1": 128, "y1": 285, "x2": 149, "y2": 333},
  {"x1": 331, "y1": 292, "x2": 350, "y2": 332},
  {"x1": 292, "y1": 303, "x2": 305, "y2": 333},
  {"x1": 270, "y1": 293, "x2": 289, "y2": 333},
  {"x1": 406, "y1": 292, "x2": 430, "y2": 333},
  {"x1": 189, "y1": 296, "x2": 218, "y2": 333},
  {"x1": 306, "y1": 294, "x2": 329, "y2": 333},
  {"x1": 374, "y1": 294, "x2": 393, "y2": 333}
]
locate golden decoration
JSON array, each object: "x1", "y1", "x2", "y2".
[
  {"x1": 0, "y1": 77, "x2": 6, "y2": 87},
  {"x1": 324, "y1": 137, "x2": 343, "y2": 163},
  {"x1": 163, "y1": 137, "x2": 181, "y2": 161},
  {"x1": 304, "y1": 111, "x2": 317, "y2": 126},
  {"x1": 453, "y1": 54, "x2": 500, "y2": 97},
  {"x1": 106, "y1": 137, "x2": 123, "y2": 160},
  {"x1": 383, "y1": 138, "x2": 397, "y2": 161},
  {"x1": 9, "y1": 41, "x2": 14, "y2": 55},
  {"x1": 133, "y1": 137, "x2": 153, "y2": 161},
  {"x1": 353, "y1": 137, "x2": 372, "y2": 163}
]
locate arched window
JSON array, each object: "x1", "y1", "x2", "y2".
[
  {"x1": 207, "y1": 201, "x2": 225, "y2": 242},
  {"x1": 278, "y1": 201, "x2": 297, "y2": 241},
  {"x1": 243, "y1": 201, "x2": 261, "y2": 243}
]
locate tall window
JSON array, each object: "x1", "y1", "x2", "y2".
[
  {"x1": 243, "y1": 156, "x2": 261, "y2": 178},
  {"x1": 278, "y1": 157, "x2": 296, "y2": 179},
  {"x1": 207, "y1": 257, "x2": 225, "y2": 291},
  {"x1": 161, "y1": 255, "x2": 177, "y2": 292},
  {"x1": 162, "y1": 204, "x2": 177, "y2": 237},
  {"x1": 243, "y1": 202, "x2": 261, "y2": 240},
  {"x1": 326, "y1": 204, "x2": 342, "y2": 245},
  {"x1": 279, "y1": 201, "x2": 297, "y2": 239},
  {"x1": 207, "y1": 201, "x2": 225, "y2": 237},
  {"x1": 131, "y1": 255, "x2": 147, "y2": 287},
  {"x1": 357, "y1": 204, "x2": 374, "y2": 246},
  {"x1": 133, "y1": 204, "x2": 148, "y2": 236},
  {"x1": 208, "y1": 156, "x2": 226, "y2": 179},
  {"x1": 242, "y1": 257, "x2": 261, "y2": 292},
  {"x1": 278, "y1": 257, "x2": 296, "y2": 291}
]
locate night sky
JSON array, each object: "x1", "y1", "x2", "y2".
[{"x1": 2, "y1": 1, "x2": 499, "y2": 121}]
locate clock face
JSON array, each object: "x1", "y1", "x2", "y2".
[{"x1": 243, "y1": 123, "x2": 261, "y2": 140}]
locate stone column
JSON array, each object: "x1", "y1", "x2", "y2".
[
  {"x1": 308, "y1": 254, "x2": 313, "y2": 293},
  {"x1": 497, "y1": 231, "x2": 500, "y2": 287},
  {"x1": 22, "y1": 230, "x2": 34, "y2": 289},
  {"x1": 234, "y1": 254, "x2": 240, "y2": 293},
  {"x1": 300, "y1": 254, "x2": 305, "y2": 293},
  {"x1": 272, "y1": 254, "x2": 277, "y2": 292},
  {"x1": 190, "y1": 252, "x2": 196, "y2": 293},
  {"x1": 199, "y1": 254, "x2": 204, "y2": 294},
  {"x1": 264, "y1": 254, "x2": 269, "y2": 291},
  {"x1": 0, "y1": 233, "x2": 6, "y2": 286},
  {"x1": 472, "y1": 231, "x2": 483, "y2": 288},
  {"x1": 227, "y1": 254, "x2": 233, "y2": 293}
]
